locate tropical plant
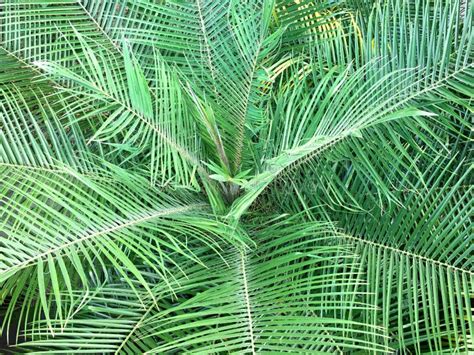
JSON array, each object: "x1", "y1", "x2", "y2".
[{"x1": 0, "y1": 0, "x2": 472, "y2": 353}]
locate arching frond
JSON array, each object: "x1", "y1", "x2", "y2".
[
  {"x1": 335, "y1": 155, "x2": 474, "y2": 353},
  {"x1": 80, "y1": 0, "x2": 279, "y2": 172},
  {"x1": 0, "y1": 163, "x2": 245, "y2": 340},
  {"x1": 13, "y1": 217, "x2": 391, "y2": 353},
  {"x1": 0, "y1": 0, "x2": 118, "y2": 67},
  {"x1": 34, "y1": 32, "x2": 203, "y2": 188},
  {"x1": 228, "y1": 59, "x2": 443, "y2": 219},
  {"x1": 0, "y1": 85, "x2": 96, "y2": 174}
]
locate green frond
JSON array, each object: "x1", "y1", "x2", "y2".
[
  {"x1": 1, "y1": 0, "x2": 472, "y2": 353},
  {"x1": 284, "y1": 153, "x2": 473, "y2": 353},
  {"x1": 140, "y1": 217, "x2": 391, "y2": 353},
  {"x1": 34, "y1": 32, "x2": 204, "y2": 188},
  {"x1": 80, "y1": 0, "x2": 279, "y2": 172},
  {"x1": 15, "y1": 217, "x2": 391, "y2": 353},
  {"x1": 228, "y1": 59, "x2": 446, "y2": 220},
  {"x1": 0, "y1": 163, "x2": 245, "y2": 340},
  {"x1": 0, "y1": 85, "x2": 95, "y2": 173},
  {"x1": 275, "y1": 0, "x2": 351, "y2": 50},
  {"x1": 0, "y1": 0, "x2": 118, "y2": 66}
]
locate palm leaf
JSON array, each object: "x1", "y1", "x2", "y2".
[
  {"x1": 334, "y1": 155, "x2": 474, "y2": 353},
  {"x1": 228, "y1": 59, "x2": 443, "y2": 220},
  {"x1": 0, "y1": 162, "x2": 245, "y2": 339},
  {"x1": 81, "y1": 0, "x2": 279, "y2": 173},
  {"x1": 140, "y1": 216, "x2": 391, "y2": 353},
  {"x1": 14, "y1": 217, "x2": 391, "y2": 353},
  {"x1": 0, "y1": 0, "x2": 118, "y2": 67},
  {"x1": 34, "y1": 31, "x2": 204, "y2": 188}
]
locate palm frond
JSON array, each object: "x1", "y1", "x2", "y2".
[
  {"x1": 34, "y1": 32, "x2": 203, "y2": 188},
  {"x1": 0, "y1": 0, "x2": 118, "y2": 67},
  {"x1": 334, "y1": 155, "x2": 474, "y2": 353},
  {"x1": 275, "y1": 0, "x2": 352, "y2": 50},
  {"x1": 0, "y1": 162, "x2": 245, "y2": 339},
  {"x1": 80, "y1": 0, "x2": 278, "y2": 173},
  {"x1": 7, "y1": 244, "x2": 230, "y2": 353},
  {"x1": 15, "y1": 217, "x2": 391, "y2": 353},
  {"x1": 278, "y1": 150, "x2": 473, "y2": 353},
  {"x1": 140, "y1": 216, "x2": 391, "y2": 353},
  {"x1": 0, "y1": 85, "x2": 96, "y2": 174},
  {"x1": 228, "y1": 58, "x2": 446, "y2": 219}
]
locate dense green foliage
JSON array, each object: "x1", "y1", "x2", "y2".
[{"x1": 0, "y1": 0, "x2": 472, "y2": 353}]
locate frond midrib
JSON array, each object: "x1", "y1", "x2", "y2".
[
  {"x1": 337, "y1": 233, "x2": 474, "y2": 275},
  {"x1": 1, "y1": 204, "x2": 204, "y2": 275},
  {"x1": 239, "y1": 251, "x2": 257, "y2": 354}
]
